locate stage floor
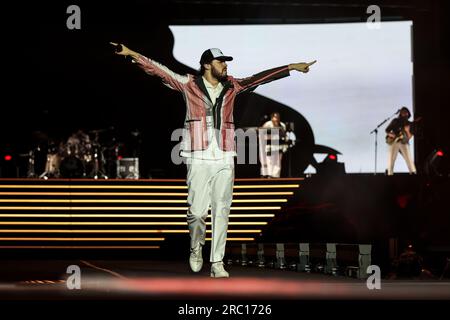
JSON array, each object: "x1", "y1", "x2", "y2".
[{"x1": 1, "y1": 259, "x2": 449, "y2": 300}]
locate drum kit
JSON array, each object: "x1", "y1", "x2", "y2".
[{"x1": 28, "y1": 129, "x2": 123, "y2": 179}]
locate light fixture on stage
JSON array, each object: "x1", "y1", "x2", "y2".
[
  {"x1": 424, "y1": 148, "x2": 448, "y2": 177},
  {"x1": 1, "y1": 153, "x2": 16, "y2": 178},
  {"x1": 316, "y1": 153, "x2": 346, "y2": 176}
]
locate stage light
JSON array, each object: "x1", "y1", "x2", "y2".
[
  {"x1": 0, "y1": 184, "x2": 298, "y2": 190},
  {"x1": 1, "y1": 154, "x2": 17, "y2": 178},
  {"x1": 424, "y1": 148, "x2": 449, "y2": 177},
  {"x1": 0, "y1": 191, "x2": 293, "y2": 196},
  {"x1": 0, "y1": 198, "x2": 286, "y2": 204},
  {"x1": 0, "y1": 229, "x2": 262, "y2": 234},
  {"x1": 0, "y1": 237, "x2": 165, "y2": 241},
  {"x1": 0, "y1": 221, "x2": 268, "y2": 226},
  {"x1": 316, "y1": 153, "x2": 346, "y2": 176},
  {"x1": 0, "y1": 213, "x2": 275, "y2": 218},
  {"x1": 0, "y1": 246, "x2": 161, "y2": 249}
]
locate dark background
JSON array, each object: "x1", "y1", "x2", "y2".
[{"x1": 1, "y1": 0, "x2": 449, "y2": 178}]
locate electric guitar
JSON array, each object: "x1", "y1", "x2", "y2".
[{"x1": 385, "y1": 117, "x2": 422, "y2": 145}]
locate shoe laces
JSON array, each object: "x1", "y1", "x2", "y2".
[{"x1": 190, "y1": 245, "x2": 201, "y2": 258}]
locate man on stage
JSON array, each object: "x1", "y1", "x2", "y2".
[{"x1": 111, "y1": 42, "x2": 316, "y2": 277}]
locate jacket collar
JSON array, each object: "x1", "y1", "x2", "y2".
[{"x1": 194, "y1": 76, "x2": 233, "y2": 104}]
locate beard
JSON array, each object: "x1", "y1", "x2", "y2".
[{"x1": 211, "y1": 66, "x2": 227, "y2": 82}]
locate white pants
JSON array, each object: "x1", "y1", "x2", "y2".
[
  {"x1": 186, "y1": 159, "x2": 234, "y2": 262},
  {"x1": 260, "y1": 152, "x2": 282, "y2": 178},
  {"x1": 387, "y1": 142, "x2": 417, "y2": 175}
]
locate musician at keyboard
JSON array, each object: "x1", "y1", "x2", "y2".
[{"x1": 259, "y1": 112, "x2": 291, "y2": 178}]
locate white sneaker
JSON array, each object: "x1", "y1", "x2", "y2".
[
  {"x1": 189, "y1": 244, "x2": 203, "y2": 272},
  {"x1": 210, "y1": 262, "x2": 229, "y2": 278}
]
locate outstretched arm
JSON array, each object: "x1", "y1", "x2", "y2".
[
  {"x1": 235, "y1": 60, "x2": 316, "y2": 94},
  {"x1": 110, "y1": 42, "x2": 189, "y2": 92}
]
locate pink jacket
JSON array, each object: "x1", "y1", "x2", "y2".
[{"x1": 135, "y1": 55, "x2": 290, "y2": 153}]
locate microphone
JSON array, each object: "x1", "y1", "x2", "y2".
[{"x1": 395, "y1": 109, "x2": 401, "y2": 114}]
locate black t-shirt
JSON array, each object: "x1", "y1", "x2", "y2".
[{"x1": 386, "y1": 117, "x2": 414, "y2": 135}]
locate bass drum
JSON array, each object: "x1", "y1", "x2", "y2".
[
  {"x1": 44, "y1": 153, "x2": 61, "y2": 176},
  {"x1": 60, "y1": 156, "x2": 85, "y2": 178}
]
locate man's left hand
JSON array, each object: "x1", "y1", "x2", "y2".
[{"x1": 289, "y1": 60, "x2": 317, "y2": 73}]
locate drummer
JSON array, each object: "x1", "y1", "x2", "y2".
[{"x1": 65, "y1": 129, "x2": 91, "y2": 156}]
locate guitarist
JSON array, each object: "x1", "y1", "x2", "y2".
[{"x1": 385, "y1": 106, "x2": 417, "y2": 175}]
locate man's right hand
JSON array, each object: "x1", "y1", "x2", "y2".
[
  {"x1": 110, "y1": 42, "x2": 139, "y2": 60},
  {"x1": 110, "y1": 42, "x2": 128, "y2": 55}
]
